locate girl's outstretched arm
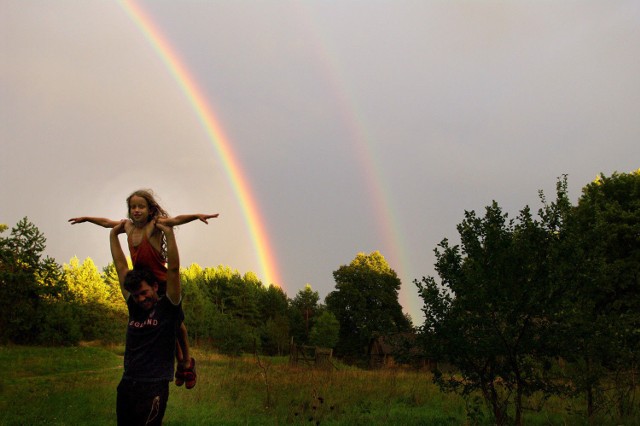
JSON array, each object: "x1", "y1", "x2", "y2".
[
  {"x1": 68, "y1": 217, "x2": 121, "y2": 228},
  {"x1": 160, "y1": 213, "x2": 219, "y2": 227}
]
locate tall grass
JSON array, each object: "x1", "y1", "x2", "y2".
[
  {"x1": 161, "y1": 350, "x2": 465, "y2": 425},
  {"x1": 1, "y1": 345, "x2": 635, "y2": 425}
]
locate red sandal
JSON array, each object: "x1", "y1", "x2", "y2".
[
  {"x1": 176, "y1": 358, "x2": 196, "y2": 389},
  {"x1": 184, "y1": 358, "x2": 197, "y2": 389}
]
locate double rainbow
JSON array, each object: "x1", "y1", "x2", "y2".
[{"x1": 119, "y1": 1, "x2": 422, "y2": 319}]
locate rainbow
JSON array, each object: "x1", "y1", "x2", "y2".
[
  {"x1": 117, "y1": 0, "x2": 283, "y2": 288},
  {"x1": 291, "y1": 3, "x2": 420, "y2": 319}
]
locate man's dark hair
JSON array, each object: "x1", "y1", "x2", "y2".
[{"x1": 124, "y1": 267, "x2": 159, "y2": 293}]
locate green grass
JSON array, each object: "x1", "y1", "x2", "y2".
[
  {"x1": 0, "y1": 345, "x2": 637, "y2": 425},
  {"x1": 0, "y1": 344, "x2": 122, "y2": 425},
  {"x1": 162, "y1": 351, "x2": 465, "y2": 425},
  {"x1": 0, "y1": 345, "x2": 463, "y2": 425}
]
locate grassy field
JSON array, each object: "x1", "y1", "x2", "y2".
[{"x1": 0, "y1": 344, "x2": 633, "y2": 425}]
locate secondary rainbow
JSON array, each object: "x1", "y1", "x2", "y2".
[
  {"x1": 291, "y1": 3, "x2": 421, "y2": 319},
  {"x1": 118, "y1": 0, "x2": 283, "y2": 288}
]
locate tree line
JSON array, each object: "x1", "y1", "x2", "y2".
[{"x1": 0, "y1": 219, "x2": 408, "y2": 358}]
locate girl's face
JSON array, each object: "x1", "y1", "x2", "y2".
[{"x1": 129, "y1": 195, "x2": 151, "y2": 225}]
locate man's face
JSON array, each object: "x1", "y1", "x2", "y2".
[{"x1": 131, "y1": 281, "x2": 159, "y2": 310}]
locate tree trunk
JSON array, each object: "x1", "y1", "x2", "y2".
[
  {"x1": 483, "y1": 381, "x2": 507, "y2": 426},
  {"x1": 587, "y1": 385, "x2": 594, "y2": 421},
  {"x1": 586, "y1": 357, "x2": 594, "y2": 421},
  {"x1": 515, "y1": 382, "x2": 523, "y2": 426}
]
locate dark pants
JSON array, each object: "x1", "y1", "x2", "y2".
[{"x1": 117, "y1": 379, "x2": 169, "y2": 426}]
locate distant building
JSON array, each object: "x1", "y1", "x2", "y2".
[{"x1": 368, "y1": 333, "x2": 432, "y2": 369}]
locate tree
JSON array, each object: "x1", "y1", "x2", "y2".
[
  {"x1": 417, "y1": 180, "x2": 572, "y2": 426},
  {"x1": 64, "y1": 257, "x2": 109, "y2": 304},
  {"x1": 258, "y1": 285, "x2": 290, "y2": 355},
  {"x1": 181, "y1": 263, "x2": 214, "y2": 344},
  {"x1": 0, "y1": 218, "x2": 70, "y2": 344},
  {"x1": 210, "y1": 312, "x2": 258, "y2": 356},
  {"x1": 64, "y1": 256, "x2": 124, "y2": 341},
  {"x1": 309, "y1": 311, "x2": 340, "y2": 349},
  {"x1": 203, "y1": 265, "x2": 262, "y2": 325},
  {"x1": 227, "y1": 272, "x2": 261, "y2": 326},
  {"x1": 257, "y1": 284, "x2": 289, "y2": 321},
  {"x1": 290, "y1": 284, "x2": 320, "y2": 344},
  {"x1": 263, "y1": 314, "x2": 290, "y2": 355},
  {"x1": 564, "y1": 170, "x2": 640, "y2": 418},
  {"x1": 103, "y1": 261, "x2": 127, "y2": 307},
  {"x1": 326, "y1": 251, "x2": 410, "y2": 359},
  {"x1": 184, "y1": 264, "x2": 284, "y2": 350}
]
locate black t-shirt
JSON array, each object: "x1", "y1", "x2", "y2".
[{"x1": 123, "y1": 295, "x2": 184, "y2": 382}]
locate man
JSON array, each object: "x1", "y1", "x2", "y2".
[{"x1": 110, "y1": 219, "x2": 183, "y2": 425}]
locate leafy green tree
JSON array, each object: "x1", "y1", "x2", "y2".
[
  {"x1": 64, "y1": 257, "x2": 126, "y2": 342},
  {"x1": 290, "y1": 284, "x2": 320, "y2": 344},
  {"x1": 203, "y1": 265, "x2": 261, "y2": 325},
  {"x1": 309, "y1": 311, "x2": 340, "y2": 349},
  {"x1": 262, "y1": 314, "x2": 290, "y2": 355},
  {"x1": 181, "y1": 263, "x2": 214, "y2": 344},
  {"x1": 102, "y1": 261, "x2": 127, "y2": 308},
  {"x1": 36, "y1": 298, "x2": 82, "y2": 345},
  {"x1": 202, "y1": 265, "x2": 238, "y2": 313},
  {"x1": 326, "y1": 251, "x2": 410, "y2": 359},
  {"x1": 257, "y1": 285, "x2": 290, "y2": 355},
  {"x1": 64, "y1": 257, "x2": 109, "y2": 304},
  {"x1": 211, "y1": 312, "x2": 258, "y2": 356},
  {"x1": 188, "y1": 265, "x2": 282, "y2": 350},
  {"x1": 257, "y1": 284, "x2": 289, "y2": 321},
  {"x1": 564, "y1": 170, "x2": 640, "y2": 418},
  {"x1": 417, "y1": 180, "x2": 571, "y2": 426},
  {"x1": 0, "y1": 218, "x2": 70, "y2": 344},
  {"x1": 226, "y1": 272, "x2": 261, "y2": 326}
]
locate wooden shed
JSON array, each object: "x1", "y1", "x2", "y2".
[{"x1": 368, "y1": 333, "x2": 431, "y2": 369}]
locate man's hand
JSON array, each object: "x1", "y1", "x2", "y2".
[
  {"x1": 112, "y1": 219, "x2": 127, "y2": 235},
  {"x1": 154, "y1": 219, "x2": 173, "y2": 235}
]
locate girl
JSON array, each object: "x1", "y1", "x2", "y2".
[{"x1": 70, "y1": 189, "x2": 218, "y2": 389}]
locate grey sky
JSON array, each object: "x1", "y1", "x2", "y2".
[{"x1": 2, "y1": 1, "x2": 639, "y2": 321}]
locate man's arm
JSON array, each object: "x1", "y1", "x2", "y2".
[
  {"x1": 110, "y1": 220, "x2": 130, "y2": 300},
  {"x1": 69, "y1": 217, "x2": 121, "y2": 228},
  {"x1": 155, "y1": 222, "x2": 181, "y2": 304},
  {"x1": 159, "y1": 213, "x2": 219, "y2": 227}
]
